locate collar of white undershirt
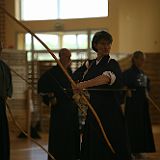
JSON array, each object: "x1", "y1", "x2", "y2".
[{"x1": 96, "y1": 57, "x2": 102, "y2": 65}]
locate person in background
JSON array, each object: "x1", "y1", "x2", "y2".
[
  {"x1": 123, "y1": 51, "x2": 156, "y2": 159},
  {"x1": 73, "y1": 31, "x2": 131, "y2": 160},
  {"x1": 0, "y1": 41, "x2": 13, "y2": 160},
  {"x1": 18, "y1": 86, "x2": 41, "y2": 139},
  {"x1": 38, "y1": 48, "x2": 80, "y2": 160}
]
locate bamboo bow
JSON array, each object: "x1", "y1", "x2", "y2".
[{"x1": 0, "y1": 6, "x2": 115, "y2": 154}]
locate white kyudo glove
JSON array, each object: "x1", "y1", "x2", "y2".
[{"x1": 103, "y1": 71, "x2": 116, "y2": 85}]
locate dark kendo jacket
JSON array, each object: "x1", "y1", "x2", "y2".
[
  {"x1": 0, "y1": 59, "x2": 13, "y2": 98},
  {"x1": 37, "y1": 65, "x2": 73, "y2": 105},
  {"x1": 123, "y1": 64, "x2": 155, "y2": 153},
  {"x1": 37, "y1": 65, "x2": 80, "y2": 160},
  {"x1": 0, "y1": 59, "x2": 13, "y2": 160}
]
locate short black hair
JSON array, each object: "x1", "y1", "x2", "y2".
[
  {"x1": 59, "y1": 48, "x2": 70, "y2": 58},
  {"x1": 132, "y1": 50, "x2": 145, "y2": 64},
  {"x1": 92, "y1": 31, "x2": 113, "y2": 52},
  {"x1": 133, "y1": 50, "x2": 144, "y2": 59}
]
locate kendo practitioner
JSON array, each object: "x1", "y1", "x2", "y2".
[
  {"x1": 38, "y1": 48, "x2": 80, "y2": 160},
  {"x1": 0, "y1": 42, "x2": 13, "y2": 160},
  {"x1": 123, "y1": 51, "x2": 155, "y2": 159},
  {"x1": 73, "y1": 31, "x2": 131, "y2": 160}
]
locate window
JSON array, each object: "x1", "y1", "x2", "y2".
[
  {"x1": 21, "y1": 0, "x2": 57, "y2": 20},
  {"x1": 33, "y1": 34, "x2": 59, "y2": 50},
  {"x1": 20, "y1": 0, "x2": 108, "y2": 20},
  {"x1": 62, "y1": 33, "x2": 88, "y2": 49},
  {"x1": 17, "y1": 30, "x2": 98, "y2": 61},
  {"x1": 59, "y1": 0, "x2": 108, "y2": 19}
]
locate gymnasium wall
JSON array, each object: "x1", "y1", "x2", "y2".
[{"x1": 3, "y1": 0, "x2": 160, "y2": 53}]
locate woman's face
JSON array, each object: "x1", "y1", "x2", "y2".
[
  {"x1": 94, "y1": 39, "x2": 112, "y2": 56},
  {"x1": 134, "y1": 55, "x2": 145, "y2": 68}
]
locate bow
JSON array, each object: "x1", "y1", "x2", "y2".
[{"x1": 0, "y1": 6, "x2": 115, "y2": 153}]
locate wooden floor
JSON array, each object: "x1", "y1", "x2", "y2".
[{"x1": 10, "y1": 124, "x2": 160, "y2": 160}]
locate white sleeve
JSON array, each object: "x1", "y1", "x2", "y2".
[{"x1": 103, "y1": 71, "x2": 116, "y2": 85}]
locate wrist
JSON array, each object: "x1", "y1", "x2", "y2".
[{"x1": 78, "y1": 81, "x2": 88, "y2": 90}]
